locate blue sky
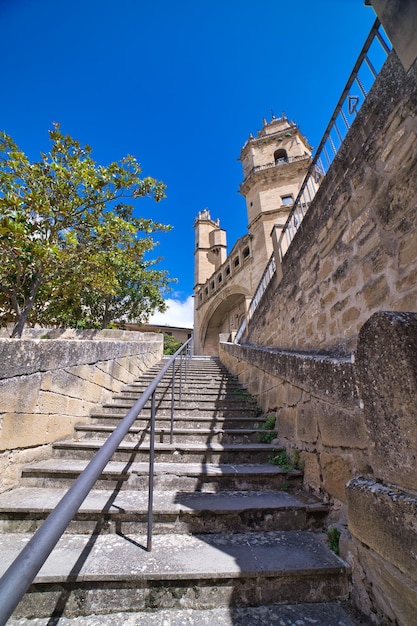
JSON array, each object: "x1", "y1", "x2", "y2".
[{"x1": 0, "y1": 0, "x2": 377, "y2": 327}]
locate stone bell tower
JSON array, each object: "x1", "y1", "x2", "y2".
[
  {"x1": 193, "y1": 208, "x2": 227, "y2": 290},
  {"x1": 239, "y1": 115, "x2": 313, "y2": 287}
]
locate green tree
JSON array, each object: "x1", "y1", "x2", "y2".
[
  {"x1": 0, "y1": 124, "x2": 173, "y2": 336},
  {"x1": 163, "y1": 333, "x2": 183, "y2": 355}
]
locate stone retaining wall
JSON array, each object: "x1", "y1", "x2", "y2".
[
  {"x1": 0, "y1": 330, "x2": 163, "y2": 492},
  {"x1": 246, "y1": 52, "x2": 417, "y2": 353},
  {"x1": 220, "y1": 312, "x2": 417, "y2": 622},
  {"x1": 219, "y1": 340, "x2": 367, "y2": 507}
]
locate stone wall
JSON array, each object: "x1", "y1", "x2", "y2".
[
  {"x1": 0, "y1": 330, "x2": 163, "y2": 492},
  {"x1": 220, "y1": 312, "x2": 417, "y2": 623},
  {"x1": 219, "y1": 340, "x2": 367, "y2": 509},
  {"x1": 219, "y1": 49, "x2": 417, "y2": 625},
  {"x1": 246, "y1": 51, "x2": 417, "y2": 353}
]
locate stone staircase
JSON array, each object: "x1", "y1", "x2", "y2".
[{"x1": 0, "y1": 357, "x2": 362, "y2": 625}]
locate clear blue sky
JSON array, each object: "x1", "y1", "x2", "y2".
[{"x1": 0, "y1": 0, "x2": 377, "y2": 327}]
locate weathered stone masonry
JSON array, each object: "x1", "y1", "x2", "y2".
[
  {"x1": 245, "y1": 52, "x2": 417, "y2": 354},
  {"x1": 0, "y1": 330, "x2": 163, "y2": 493},
  {"x1": 220, "y1": 50, "x2": 417, "y2": 625}
]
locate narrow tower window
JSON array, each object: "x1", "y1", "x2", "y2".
[{"x1": 274, "y1": 148, "x2": 288, "y2": 165}]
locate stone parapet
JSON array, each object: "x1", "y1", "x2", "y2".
[
  {"x1": 219, "y1": 340, "x2": 368, "y2": 508},
  {"x1": 220, "y1": 309, "x2": 417, "y2": 623},
  {"x1": 0, "y1": 331, "x2": 163, "y2": 492}
]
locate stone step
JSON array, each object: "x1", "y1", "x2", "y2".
[
  {"x1": 74, "y1": 423, "x2": 273, "y2": 444},
  {"x1": 119, "y1": 388, "x2": 252, "y2": 401},
  {"x1": 5, "y1": 603, "x2": 370, "y2": 626},
  {"x1": 0, "y1": 531, "x2": 349, "y2": 619},
  {"x1": 88, "y1": 413, "x2": 267, "y2": 429},
  {"x1": 20, "y1": 460, "x2": 303, "y2": 492},
  {"x1": 131, "y1": 378, "x2": 243, "y2": 388},
  {"x1": 0, "y1": 488, "x2": 328, "y2": 535},
  {"x1": 98, "y1": 405, "x2": 260, "y2": 418},
  {"x1": 52, "y1": 439, "x2": 278, "y2": 463},
  {"x1": 104, "y1": 397, "x2": 258, "y2": 411}
]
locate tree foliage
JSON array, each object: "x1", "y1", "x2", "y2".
[
  {"x1": 163, "y1": 333, "x2": 183, "y2": 355},
  {"x1": 0, "y1": 124, "x2": 173, "y2": 336}
]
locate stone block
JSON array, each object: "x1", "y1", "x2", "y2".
[
  {"x1": 0, "y1": 413, "x2": 80, "y2": 451},
  {"x1": 342, "y1": 209, "x2": 373, "y2": 246},
  {"x1": 41, "y1": 370, "x2": 104, "y2": 403},
  {"x1": 320, "y1": 452, "x2": 353, "y2": 502},
  {"x1": 301, "y1": 452, "x2": 321, "y2": 494},
  {"x1": 397, "y1": 265, "x2": 417, "y2": 292},
  {"x1": 356, "y1": 312, "x2": 417, "y2": 491},
  {"x1": 0, "y1": 444, "x2": 53, "y2": 493},
  {"x1": 37, "y1": 391, "x2": 94, "y2": 418},
  {"x1": 296, "y1": 401, "x2": 318, "y2": 444},
  {"x1": 341, "y1": 307, "x2": 361, "y2": 325},
  {"x1": 320, "y1": 215, "x2": 348, "y2": 258},
  {"x1": 399, "y1": 232, "x2": 417, "y2": 268},
  {"x1": 275, "y1": 407, "x2": 297, "y2": 439},
  {"x1": 359, "y1": 544, "x2": 417, "y2": 626},
  {"x1": 361, "y1": 275, "x2": 389, "y2": 309},
  {"x1": 0, "y1": 373, "x2": 42, "y2": 414},
  {"x1": 318, "y1": 404, "x2": 367, "y2": 449},
  {"x1": 347, "y1": 477, "x2": 417, "y2": 585},
  {"x1": 68, "y1": 364, "x2": 115, "y2": 393}
]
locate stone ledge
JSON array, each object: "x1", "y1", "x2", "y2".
[
  {"x1": 346, "y1": 476, "x2": 417, "y2": 585},
  {"x1": 220, "y1": 341, "x2": 358, "y2": 407},
  {"x1": 0, "y1": 335, "x2": 162, "y2": 380}
]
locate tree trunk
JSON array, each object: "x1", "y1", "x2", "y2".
[
  {"x1": 10, "y1": 275, "x2": 43, "y2": 338},
  {"x1": 11, "y1": 308, "x2": 31, "y2": 338}
]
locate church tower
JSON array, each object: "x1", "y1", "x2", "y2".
[
  {"x1": 193, "y1": 116, "x2": 316, "y2": 356},
  {"x1": 239, "y1": 115, "x2": 313, "y2": 287},
  {"x1": 193, "y1": 209, "x2": 227, "y2": 290}
]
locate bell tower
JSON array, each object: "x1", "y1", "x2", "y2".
[
  {"x1": 193, "y1": 209, "x2": 227, "y2": 290},
  {"x1": 239, "y1": 115, "x2": 313, "y2": 286}
]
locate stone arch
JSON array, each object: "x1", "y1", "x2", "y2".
[{"x1": 199, "y1": 285, "x2": 251, "y2": 356}]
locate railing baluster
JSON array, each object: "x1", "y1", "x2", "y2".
[
  {"x1": 170, "y1": 358, "x2": 176, "y2": 444},
  {"x1": 0, "y1": 336, "x2": 193, "y2": 624},
  {"x1": 147, "y1": 389, "x2": 156, "y2": 552}
]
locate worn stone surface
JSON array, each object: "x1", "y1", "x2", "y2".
[
  {"x1": 355, "y1": 311, "x2": 417, "y2": 492},
  {"x1": 317, "y1": 403, "x2": 367, "y2": 450},
  {"x1": 244, "y1": 53, "x2": 417, "y2": 353},
  {"x1": 320, "y1": 453, "x2": 353, "y2": 503},
  {"x1": 347, "y1": 477, "x2": 417, "y2": 585},
  {"x1": 0, "y1": 333, "x2": 163, "y2": 492},
  {"x1": 359, "y1": 546, "x2": 417, "y2": 626},
  {"x1": 6, "y1": 602, "x2": 370, "y2": 625},
  {"x1": 0, "y1": 530, "x2": 348, "y2": 618}
]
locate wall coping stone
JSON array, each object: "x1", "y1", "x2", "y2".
[
  {"x1": 220, "y1": 341, "x2": 358, "y2": 407},
  {"x1": 0, "y1": 333, "x2": 163, "y2": 381}
]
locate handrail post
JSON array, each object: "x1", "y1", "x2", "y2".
[
  {"x1": 179, "y1": 352, "x2": 183, "y2": 406},
  {"x1": 170, "y1": 358, "x2": 176, "y2": 444},
  {"x1": 146, "y1": 390, "x2": 156, "y2": 552},
  {"x1": 0, "y1": 336, "x2": 193, "y2": 624}
]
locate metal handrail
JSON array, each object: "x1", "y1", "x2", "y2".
[
  {"x1": 278, "y1": 18, "x2": 390, "y2": 256},
  {"x1": 235, "y1": 18, "x2": 391, "y2": 346},
  {"x1": 235, "y1": 253, "x2": 276, "y2": 343},
  {"x1": 0, "y1": 336, "x2": 193, "y2": 625}
]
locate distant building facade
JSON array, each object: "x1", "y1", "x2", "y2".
[
  {"x1": 193, "y1": 116, "x2": 315, "y2": 355},
  {"x1": 125, "y1": 324, "x2": 192, "y2": 344}
]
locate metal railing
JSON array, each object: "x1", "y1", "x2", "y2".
[
  {"x1": 241, "y1": 154, "x2": 310, "y2": 184},
  {"x1": 0, "y1": 336, "x2": 193, "y2": 626},
  {"x1": 277, "y1": 18, "x2": 390, "y2": 259},
  {"x1": 235, "y1": 18, "x2": 391, "y2": 345},
  {"x1": 235, "y1": 254, "x2": 276, "y2": 343}
]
